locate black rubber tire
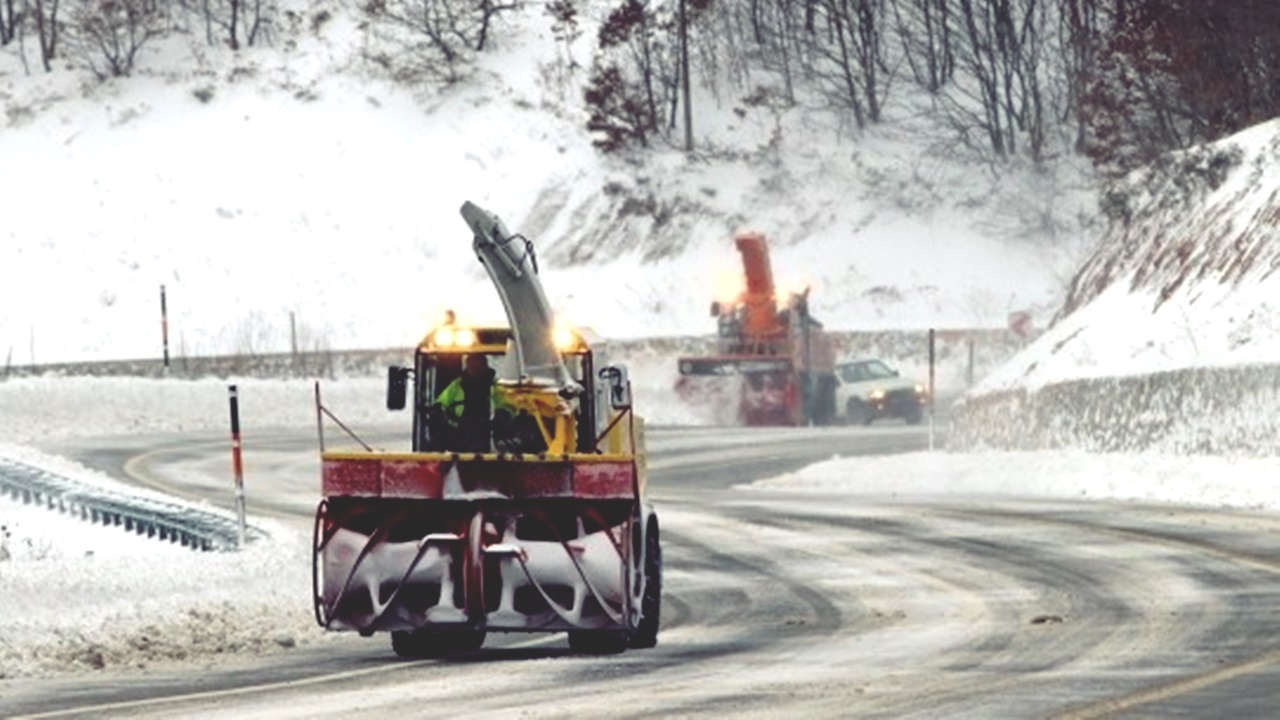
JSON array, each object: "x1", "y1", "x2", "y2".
[
  {"x1": 629, "y1": 523, "x2": 662, "y2": 649},
  {"x1": 846, "y1": 398, "x2": 873, "y2": 426},
  {"x1": 391, "y1": 628, "x2": 486, "y2": 658},
  {"x1": 567, "y1": 629, "x2": 631, "y2": 655}
]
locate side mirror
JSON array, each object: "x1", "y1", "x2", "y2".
[
  {"x1": 710, "y1": 301, "x2": 722, "y2": 317},
  {"x1": 598, "y1": 365, "x2": 633, "y2": 410},
  {"x1": 386, "y1": 366, "x2": 410, "y2": 411}
]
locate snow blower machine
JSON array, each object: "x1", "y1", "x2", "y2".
[
  {"x1": 676, "y1": 232, "x2": 837, "y2": 426},
  {"x1": 312, "y1": 201, "x2": 660, "y2": 657}
]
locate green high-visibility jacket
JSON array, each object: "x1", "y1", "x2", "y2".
[{"x1": 436, "y1": 379, "x2": 517, "y2": 418}]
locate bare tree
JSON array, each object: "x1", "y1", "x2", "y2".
[
  {"x1": 69, "y1": 0, "x2": 165, "y2": 78},
  {"x1": 1, "y1": 0, "x2": 20, "y2": 45},
  {"x1": 892, "y1": 0, "x2": 955, "y2": 93},
  {"x1": 193, "y1": 0, "x2": 271, "y2": 50},
  {"x1": 584, "y1": 0, "x2": 692, "y2": 151},
  {"x1": 741, "y1": 0, "x2": 808, "y2": 106},
  {"x1": 361, "y1": 0, "x2": 517, "y2": 85},
  {"x1": 1060, "y1": 0, "x2": 1099, "y2": 151},
  {"x1": 940, "y1": 0, "x2": 1050, "y2": 161},
  {"x1": 29, "y1": 0, "x2": 61, "y2": 71},
  {"x1": 546, "y1": 0, "x2": 580, "y2": 74},
  {"x1": 804, "y1": 0, "x2": 891, "y2": 128}
]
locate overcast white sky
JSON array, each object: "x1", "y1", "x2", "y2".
[{"x1": 3, "y1": 0, "x2": 1280, "y2": 684}]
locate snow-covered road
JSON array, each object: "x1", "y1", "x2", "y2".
[{"x1": 5, "y1": 424, "x2": 1280, "y2": 718}]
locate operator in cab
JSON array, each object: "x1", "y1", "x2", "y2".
[
  {"x1": 436, "y1": 353, "x2": 516, "y2": 420},
  {"x1": 434, "y1": 353, "x2": 525, "y2": 452}
]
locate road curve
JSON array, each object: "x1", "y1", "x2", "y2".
[{"x1": 6, "y1": 424, "x2": 1280, "y2": 718}]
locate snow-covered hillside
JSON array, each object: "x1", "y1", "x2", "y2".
[
  {"x1": 0, "y1": 0, "x2": 1094, "y2": 366},
  {"x1": 976, "y1": 120, "x2": 1280, "y2": 394},
  {"x1": 950, "y1": 120, "x2": 1280, "y2": 456}
]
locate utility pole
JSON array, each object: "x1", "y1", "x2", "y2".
[{"x1": 679, "y1": 0, "x2": 693, "y2": 152}]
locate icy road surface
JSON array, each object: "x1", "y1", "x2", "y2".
[{"x1": 5, "y1": 425, "x2": 1280, "y2": 718}]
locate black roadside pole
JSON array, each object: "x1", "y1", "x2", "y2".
[{"x1": 160, "y1": 285, "x2": 171, "y2": 374}]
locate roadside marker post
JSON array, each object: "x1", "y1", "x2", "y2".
[
  {"x1": 228, "y1": 385, "x2": 247, "y2": 548},
  {"x1": 160, "y1": 285, "x2": 171, "y2": 373},
  {"x1": 928, "y1": 329, "x2": 936, "y2": 451}
]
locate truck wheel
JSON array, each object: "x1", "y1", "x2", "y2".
[
  {"x1": 568, "y1": 629, "x2": 630, "y2": 655},
  {"x1": 629, "y1": 523, "x2": 662, "y2": 649},
  {"x1": 391, "y1": 628, "x2": 486, "y2": 658},
  {"x1": 846, "y1": 399, "x2": 873, "y2": 426}
]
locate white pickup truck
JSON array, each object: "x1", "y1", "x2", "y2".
[{"x1": 834, "y1": 358, "x2": 927, "y2": 425}]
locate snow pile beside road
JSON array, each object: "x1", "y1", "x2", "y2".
[
  {"x1": 744, "y1": 450, "x2": 1280, "y2": 512},
  {"x1": 0, "y1": 491, "x2": 320, "y2": 679},
  {"x1": 0, "y1": 437, "x2": 323, "y2": 680}
]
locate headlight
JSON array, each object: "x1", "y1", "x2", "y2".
[
  {"x1": 869, "y1": 388, "x2": 885, "y2": 400},
  {"x1": 553, "y1": 325, "x2": 577, "y2": 351},
  {"x1": 915, "y1": 384, "x2": 926, "y2": 395},
  {"x1": 431, "y1": 327, "x2": 476, "y2": 348}
]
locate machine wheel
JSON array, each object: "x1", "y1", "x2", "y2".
[
  {"x1": 846, "y1": 398, "x2": 873, "y2": 426},
  {"x1": 629, "y1": 522, "x2": 662, "y2": 649},
  {"x1": 391, "y1": 627, "x2": 486, "y2": 658},
  {"x1": 567, "y1": 630, "x2": 631, "y2": 655}
]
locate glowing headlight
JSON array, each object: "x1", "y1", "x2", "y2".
[
  {"x1": 915, "y1": 384, "x2": 926, "y2": 395},
  {"x1": 869, "y1": 388, "x2": 886, "y2": 400},
  {"x1": 432, "y1": 327, "x2": 476, "y2": 347},
  {"x1": 553, "y1": 326, "x2": 576, "y2": 351}
]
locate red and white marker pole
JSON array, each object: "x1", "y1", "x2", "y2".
[{"x1": 229, "y1": 385, "x2": 247, "y2": 547}]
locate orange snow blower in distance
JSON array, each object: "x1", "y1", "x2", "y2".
[
  {"x1": 676, "y1": 232, "x2": 837, "y2": 426},
  {"x1": 312, "y1": 201, "x2": 661, "y2": 657}
]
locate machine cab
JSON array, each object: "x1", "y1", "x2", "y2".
[{"x1": 387, "y1": 322, "x2": 626, "y2": 455}]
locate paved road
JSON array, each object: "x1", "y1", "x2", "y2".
[{"x1": 7, "y1": 423, "x2": 1280, "y2": 718}]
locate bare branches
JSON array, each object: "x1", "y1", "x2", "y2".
[
  {"x1": 585, "y1": 0, "x2": 686, "y2": 151},
  {"x1": 360, "y1": 0, "x2": 518, "y2": 86},
  {"x1": 1, "y1": 0, "x2": 20, "y2": 46},
  {"x1": 29, "y1": 0, "x2": 60, "y2": 71},
  {"x1": 1079, "y1": 0, "x2": 1280, "y2": 176},
  {"x1": 68, "y1": 0, "x2": 165, "y2": 78}
]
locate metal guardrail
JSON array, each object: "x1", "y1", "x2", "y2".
[
  {"x1": 0, "y1": 457, "x2": 258, "y2": 552},
  {"x1": 0, "y1": 331, "x2": 1023, "y2": 383}
]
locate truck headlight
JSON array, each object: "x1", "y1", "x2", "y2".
[
  {"x1": 554, "y1": 325, "x2": 577, "y2": 351},
  {"x1": 431, "y1": 327, "x2": 476, "y2": 347}
]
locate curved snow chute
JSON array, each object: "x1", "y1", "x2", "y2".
[{"x1": 460, "y1": 201, "x2": 578, "y2": 394}]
